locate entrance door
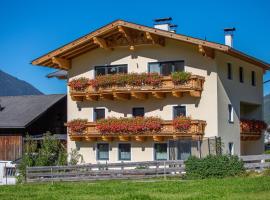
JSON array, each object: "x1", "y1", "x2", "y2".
[{"x1": 169, "y1": 139, "x2": 192, "y2": 160}]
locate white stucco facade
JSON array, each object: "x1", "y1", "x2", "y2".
[{"x1": 66, "y1": 38, "x2": 264, "y2": 163}]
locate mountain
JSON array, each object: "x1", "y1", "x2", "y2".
[
  {"x1": 264, "y1": 94, "x2": 270, "y2": 124},
  {"x1": 0, "y1": 70, "x2": 43, "y2": 96}
]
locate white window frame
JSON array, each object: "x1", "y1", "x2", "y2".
[
  {"x1": 228, "y1": 142, "x2": 234, "y2": 155},
  {"x1": 228, "y1": 104, "x2": 234, "y2": 123},
  {"x1": 153, "y1": 142, "x2": 168, "y2": 161},
  {"x1": 96, "y1": 143, "x2": 109, "y2": 161},
  {"x1": 118, "y1": 143, "x2": 131, "y2": 161}
]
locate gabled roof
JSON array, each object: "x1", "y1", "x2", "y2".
[
  {"x1": 31, "y1": 20, "x2": 270, "y2": 70},
  {"x1": 0, "y1": 94, "x2": 66, "y2": 128}
]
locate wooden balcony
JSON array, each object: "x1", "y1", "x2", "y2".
[
  {"x1": 240, "y1": 119, "x2": 266, "y2": 141},
  {"x1": 70, "y1": 75, "x2": 205, "y2": 101},
  {"x1": 69, "y1": 120, "x2": 206, "y2": 142}
]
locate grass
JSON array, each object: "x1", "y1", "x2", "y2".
[{"x1": 1, "y1": 176, "x2": 270, "y2": 200}]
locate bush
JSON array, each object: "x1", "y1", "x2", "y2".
[
  {"x1": 185, "y1": 155, "x2": 245, "y2": 179},
  {"x1": 171, "y1": 71, "x2": 191, "y2": 85}
]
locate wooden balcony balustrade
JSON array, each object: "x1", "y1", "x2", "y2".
[
  {"x1": 69, "y1": 120, "x2": 206, "y2": 142},
  {"x1": 240, "y1": 119, "x2": 267, "y2": 141},
  {"x1": 70, "y1": 75, "x2": 205, "y2": 101}
]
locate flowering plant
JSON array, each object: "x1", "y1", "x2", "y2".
[
  {"x1": 172, "y1": 116, "x2": 191, "y2": 132},
  {"x1": 89, "y1": 73, "x2": 162, "y2": 89},
  {"x1": 240, "y1": 119, "x2": 267, "y2": 133},
  {"x1": 67, "y1": 119, "x2": 88, "y2": 134},
  {"x1": 68, "y1": 77, "x2": 90, "y2": 91},
  {"x1": 171, "y1": 71, "x2": 191, "y2": 85},
  {"x1": 96, "y1": 117, "x2": 162, "y2": 134}
]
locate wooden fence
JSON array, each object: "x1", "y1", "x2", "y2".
[
  {"x1": 240, "y1": 154, "x2": 270, "y2": 170},
  {"x1": 26, "y1": 160, "x2": 184, "y2": 183},
  {"x1": 25, "y1": 155, "x2": 270, "y2": 183}
]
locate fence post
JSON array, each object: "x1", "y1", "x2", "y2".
[
  {"x1": 5, "y1": 163, "x2": 7, "y2": 185},
  {"x1": 163, "y1": 161, "x2": 166, "y2": 180},
  {"x1": 51, "y1": 167, "x2": 53, "y2": 185}
]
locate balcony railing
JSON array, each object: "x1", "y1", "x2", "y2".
[
  {"x1": 69, "y1": 74, "x2": 205, "y2": 101},
  {"x1": 240, "y1": 119, "x2": 267, "y2": 141},
  {"x1": 68, "y1": 119, "x2": 206, "y2": 142}
]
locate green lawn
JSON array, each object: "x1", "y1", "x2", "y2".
[{"x1": 0, "y1": 176, "x2": 270, "y2": 200}]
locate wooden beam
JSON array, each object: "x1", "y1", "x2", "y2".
[
  {"x1": 85, "y1": 137, "x2": 97, "y2": 142},
  {"x1": 101, "y1": 136, "x2": 113, "y2": 142},
  {"x1": 100, "y1": 93, "x2": 114, "y2": 100},
  {"x1": 152, "y1": 92, "x2": 166, "y2": 99},
  {"x1": 86, "y1": 95, "x2": 99, "y2": 101},
  {"x1": 51, "y1": 57, "x2": 71, "y2": 69},
  {"x1": 113, "y1": 92, "x2": 131, "y2": 100},
  {"x1": 190, "y1": 91, "x2": 201, "y2": 97},
  {"x1": 118, "y1": 26, "x2": 134, "y2": 50},
  {"x1": 145, "y1": 32, "x2": 165, "y2": 46},
  {"x1": 153, "y1": 136, "x2": 164, "y2": 142},
  {"x1": 198, "y1": 45, "x2": 215, "y2": 59},
  {"x1": 93, "y1": 37, "x2": 111, "y2": 50},
  {"x1": 172, "y1": 91, "x2": 183, "y2": 98},
  {"x1": 134, "y1": 136, "x2": 146, "y2": 142},
  {"x1": 131, "y1": 92, "x2": 148, "y2": 100},
  {"x1": 119, "y1": 136, "x2": 130, "y2": 142}
]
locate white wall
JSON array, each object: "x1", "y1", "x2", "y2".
[
  {"x1": 66, "y1": 37, "x2": 264, "y2": 162},
  {"x1": 216, "y1": 51, "x2": 264, "y2": 155}
]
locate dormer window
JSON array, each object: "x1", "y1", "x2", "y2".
[{"x1": 95, "y1": 64, "x2": 127, "y2": 76}]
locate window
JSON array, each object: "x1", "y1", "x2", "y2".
[
  {"x1": 94, "y1": 108, "x2": 105, "y2": 121},
  {"x1": 132, "y1": 107, "x2": 145, "y2": 117},
  {"x1": 227, "y1": 63, "x2": 232, "y2": 80},
  {"x1": 97, "y1": 143, "x2": 109, "y2": 160},
  {"x1": 154, "y1": 143, "x2": 167, "y2": 160},
  {"x1": 251, "y1": 71, "x2": 256, "y2": 86},
  {"x1": 228, "y1": 104, "x2": 234, "y2": 123},
  {"x1": 173, "y1": 106, "x2": 186, "y2": 118},
  {"x1": 228, "y1": 142, "x2": 234, "y2": 155},
  {"x1": 118, "y1": 143, "x2": 131, "y2": 160},
  {"x1": 239, "y1": 67, "x2": 244, "y2": 83},
  {"x1": 95, "y1": 64, "x2": 128, "y2": 76},
  {"x1": 148, "y1": 61, "x2": 184, "y2": 76}
]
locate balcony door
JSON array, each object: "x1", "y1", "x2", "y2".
[
  {"x1": 148, "y1": 61, "x2": 184, "y2": 76},
  {"x1": 169, "y1": 140, "x2": 192, "y2": 160}
]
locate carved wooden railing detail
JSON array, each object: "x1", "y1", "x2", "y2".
[
  {"x1": 240, "y1": 119, "x2": 267, "y2": 141},
  {"x1": 69, "y1": 120, "x2": 206, "y2": 142},
  {"x1": 70, "y1": 75, "x2": 205, "y2": 101}
]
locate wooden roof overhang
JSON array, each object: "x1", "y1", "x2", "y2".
[{"x1": 31, "y1": 20, "x2": 270, "y2": 71}]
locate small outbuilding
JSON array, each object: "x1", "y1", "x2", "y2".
[{"x1": 0, "y1": 94, "x2": 67, "y2": 161}]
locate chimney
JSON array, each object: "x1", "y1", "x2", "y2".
[
  {"x1": 154, "y1": 17, "x2": 177, "y2": 32},
  {"x1": 224, "y1": 27, "x2": 236, "y2": 47}
]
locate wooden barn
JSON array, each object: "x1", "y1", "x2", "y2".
[{"x1": 0, "y1": 94, "x2": 67, "y2": 161}]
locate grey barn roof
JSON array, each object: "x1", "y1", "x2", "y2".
[{"x1": 0, "y1": 94, "x2": 66, "y2": 128}]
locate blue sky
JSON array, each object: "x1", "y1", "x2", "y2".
[{"x1": 0, "y1": 0, "x2": 269, "y2": 95}]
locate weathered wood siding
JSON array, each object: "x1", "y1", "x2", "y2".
[{"x1": 0, "y1": 135, "x2": 22, "y2": 161}]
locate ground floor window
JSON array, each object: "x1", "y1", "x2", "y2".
[
  {"x1": 118, "y1": 143, "x2": 131, "y2": 160},
  {"x1": 97, "y1": 143, "x2": 109, "y2": 160},
  {"x1": 154, "y1": 143, "x2": 167, "y2": 160}
]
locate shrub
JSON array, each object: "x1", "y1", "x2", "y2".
[
  {"x1": 68, "y1": 77, "x2": 90, "y2": 91},
  {"x1": 96, "y1": 117, "x2": 162, "y2": 134},
  {"x1": 185, "y1": 155, "x2": 245, "y2": 179},
  {"x1": 171, "y1": 71, "x2": 191, "y2": 85},
  {"x1": 67, "y1": 119, "x2": 88, "y2": 134},
  {"x1": 17, "y1": 133, "x2": 67, "y2": 183},
  {"x1": 172, "y1": 116, "x2": 191, "y2": 132}
]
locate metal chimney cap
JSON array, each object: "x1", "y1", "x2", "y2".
[
  {"x1": 154, "y1": 17, "x2": 172, "y2": 23},
  {"x1": 224, "y1": 27, "x2": 236, "y2": 32}
]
